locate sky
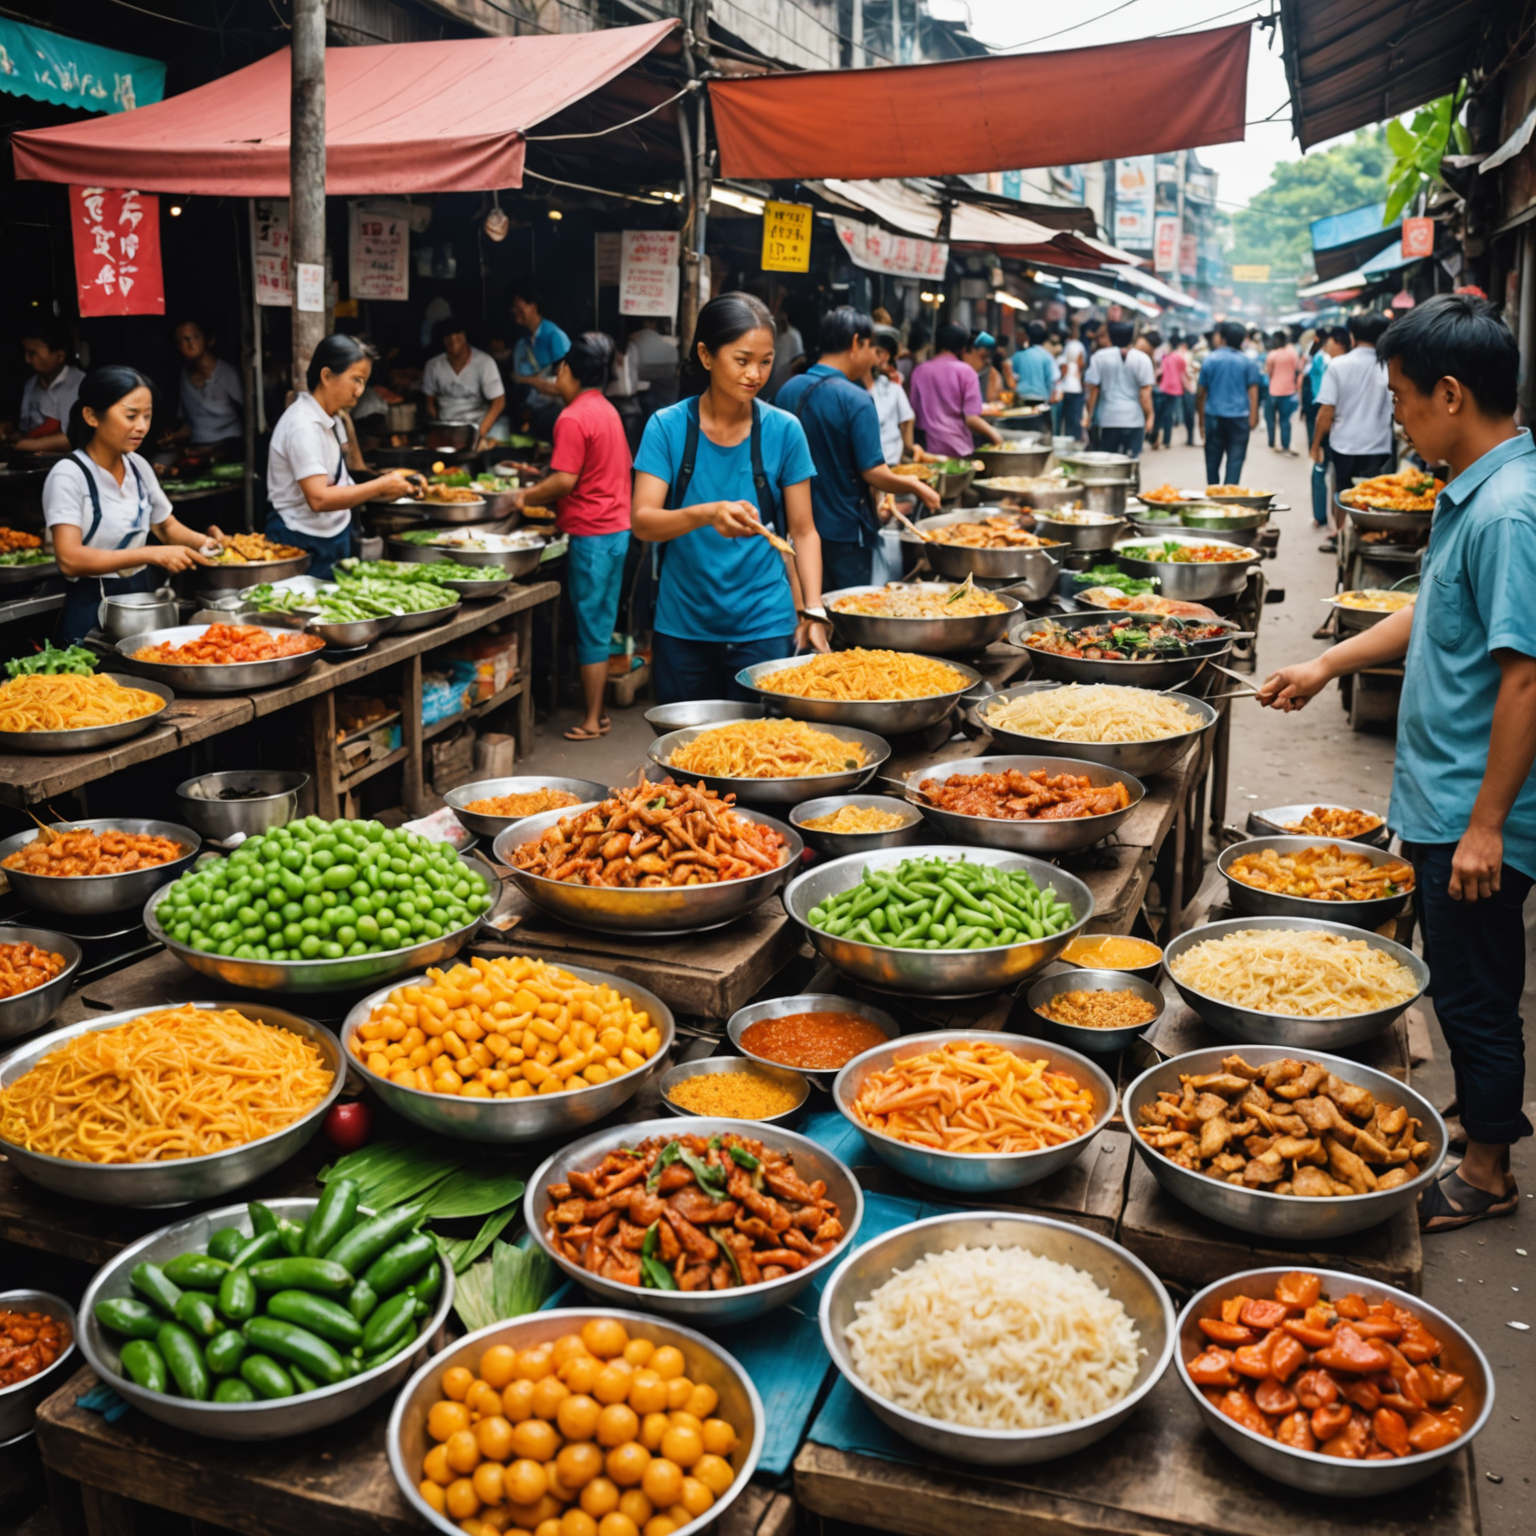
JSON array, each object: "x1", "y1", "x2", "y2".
[{"x1": 959, "y1": 0, "x2": 1319, "y2": 212}]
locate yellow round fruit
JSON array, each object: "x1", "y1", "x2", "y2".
[
  {"x1": 444, "y1": 1366, "x2": 476, "y2": 1401},
  {"x1": 598, "y1": 1517, "x2": 640, "y2": 1536},
  {"x1": 556, "y1": 1441, "x2": 605, "y2": 1491},
  {"x1": 502, "y1": 1378, "x2": 538, "y2": 1423},
  {"x1": 691, "y1": 1455, "x2": 733, "y2": 1497},
  {"x1": 446, "y1": 1429, "x2": 483, "y2": 1475},
  {"x1": 561, "y1": 1511, "x2": 599, "y2": 1536},
  {"x1": 446, "y1": 1477, "x2": 481, "y2": 1520},
  {"x1": 560, "y1": 1355, "x2": 601, "y2": 1395},
  {"x1": 649, "y1": 1347, "x2": 685, "y2": 1382},
  {"x1": 700, "y1": 1419, "x2": 736, "y2": 1457},
  {"x1": 596, "y1": 1403, "x2": 640, "y2": 1449},
  {"x1": 683, "y1": 1385, "x2": 717, "y2": 1419},
  {"x1": 556, "y1": 1393, "x2": 602, "y2": 1442},
  {"x1": 665, "y1": 1412, "x2": 701, "y2": 1434},
  {"x1": 639, "y1": 1458, "x2": 683, "y2": 1509},
  {"x1": 638, "y1": 1412, "x2": 668, "y2": 1452},
  {"x1": 593, "y1": 1365, "x2": 632, "y2": 1407},
  {"x1": 532, "y1": 1375, "x2": 571, "y2": 1420},
  {"x1": 552, "y1": 1334, "x2": 590, "y2": 1370},
  {"x1": 511, "y1": 1418, "x2": 560, "y2": 1464},
  {"x1": 626, "y1": 1371, "x2": 668, "y2": 1416},
  {"x1": 505, "y1": 1459, "x2": 549, "y2": 1507},
  {"x1": 476, "y1": 1415, "x2": 516, "y2": 1462},
  {"x1": 469, "y1": 1381, "x2": 505, "y2": 1420},
  {"x1": 641, "y1": 1517, "x2": 677, "y2": 1536},
  {"x1": 515, "y1": 1345, "x2": 555, "y2": 1381},
  {"x1": 480, "y1": 1345, "x2": 519, "y2": 1390},
  {"x1": 617, "y1": 1490, "x2": 654, "y2": 1526},
  {"x1": 621, "y1": 1338, "x2": 654, "y2": 1368},
  {"x1": 581, "y1": 1319, "x2": 629, "y2": 1360},
  {"x1": 664, "y1": 1379, "x2": 694, "y2": 1411},
  {"x1": 424, "y1": 1443, "x2": 455, "y2": 1486},
  {"x1": 580, "y1": 1476, "x2": 620, "y2": 1518},
  {"x1": 419, "y1": 1480, "x2": 448, "y2": 1514},
  {"x1": 604, "y1": 1441, "x2": 652, "y2": 1487},
  {"x1": 659, "y1": 1426, "x2": 702, "y2": 1469},
  {"x1": 535, "y1": 1521, "x2": 564, "y2": 1536},
  {"x1": 679, "y1": 1477, "x2": 714, "y2": 1518},
  {"x1": 472, "y1": 1462, "x2": 505, "y2": 1506},
  {"x1": 430, "y1": 1400, "x2": 473, "y2": 1442}
]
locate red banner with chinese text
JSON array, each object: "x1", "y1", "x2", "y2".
[{"x1": 69, "y1": 186, "x2": 165, "y2": 316}]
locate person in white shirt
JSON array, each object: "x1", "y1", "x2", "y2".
[
  {"x1": 1084, "y1": 321, "x2": 1155, "y2": 457},
  {"x1": 1311, "y1": 311, "x2": 1396, "y2": 550},
  {"x1": 869, "y1": 325, "x2": 916, "y2": 465},
  {"x1": 422, "y1": 319, "x2": 505, "y2": 447},
  {"x1": 267, "y1": 335, "x2": 418, "y2": 579},
  {"x1": 1058, "y1": 328, "x2": 1087, "y2": 441},
  {"x1": 43, "y1": 366, "x2": 221, "y2": 645},
  {"x1": 166, "y1": 318, "x2": 244, "y2": 448},
  {"x1": 626, "y1": 318, "x2": 679, "y2": 417},
  {"x1": 6, "y1": 323, "x2": 84, "y2": 456}
]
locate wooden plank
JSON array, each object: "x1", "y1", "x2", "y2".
[{"x1": 794, "y1": 1370, "x2": 1477, "y2": 1536}]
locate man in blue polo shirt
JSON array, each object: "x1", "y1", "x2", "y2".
[
  {"x1": 1258, "y1": 294, "x2": 1536, "y2": 1234},
  {"x1": 1010, "y1": 321, "x2": 1059, "y2": 404},
  {"x1": 776, "y1": 307, "x2": 939, "y2": 591},
  {"x1": 1195, "y1": 321, "x2": 1261, "y2": 485}
]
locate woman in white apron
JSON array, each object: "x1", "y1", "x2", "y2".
[{"x1": 44, "y1": 366, "x2": 220, "y2": 646}]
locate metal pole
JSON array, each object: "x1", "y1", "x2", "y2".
[
  {"x1": 290, "y1": 0, "x2": 327, "y2": 395},
  {"x1": 676, "y1": 2, "x2": 708, "y2": 357}
]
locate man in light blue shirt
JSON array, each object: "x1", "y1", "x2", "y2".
[
  {"x1": 1258, "y1": 294, "x2": 1536, "y2": 1234},
  {"x1": 508, "y1": 276, "x2": 571, "y2": 438},
  {"x1": 1010, "y1": 321, "x2": 1059, "y2": 404},
  {"x1": 1195, "y1": 320, "x2": 1261, "y2": 484}
]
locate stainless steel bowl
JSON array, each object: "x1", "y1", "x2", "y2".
[
  {"x1": 0, "y1": 559, "x2": 59, "y2": 588},
  {"x1": 1176, "y1": 1266, "x2": 1488, "y2": 1494},
  {"x1": 0, "y1": 1290, "x2": 77, "y2": 1442},
  {"x1": 931, "y1": 461, "x2": 981, "y2": 499},
  {"x1": 0, "y1": 818, "x2": 200, "y2": 915},
  {"x1": 1218, "y1": 835, "x2": 1412, "y2": 928},
  {"x1": 735, "y1": 651, "x2": 981, "y2": 735},
  {"x1": 1009, "y1": 613, "x2": 1231, "y2": 690},
  {"x1": 194, "y1": 553, "x2": 313, "y2": 590},
  {"x1": 80, "y1": 1196, "x2": 453, "y2": 1441},
  {"x1": 390, "y1": 597, "x2": 461, "y2": 632},
  {"x1": 784, "y1": 846, "x2": 1094, "y2": 998},
  {"x1": 306, "y1": 612, "x2": 403, "y2": 650},
  {"x1": 144, "y1": 850, "x2": 495, "y2": 994},
  {"x1": 821, "y1": 584, "x2": 1022, "y2": 655},
  {"x1": 1029, "y1": 511, "x2": 1125, "y2": 550},
  {"x1": 1057, "y1": 450, "x2": 1136, "y2": 482},
  {"x1": 820, "y1": 1211, "x2": 1173, "y2": 1466},
  {"x1": 112, "y1": 624, "x2": 326, "y2": 693},
  {"x1": 174, "y1": 770, "x2": 309, "y2": 840},
  {"x1": 1113, "y1": 536, "x2": 1258, "y2": 601},
  {"x1": 643, "y1": 699, "x2": 764, "y2": 736},
  {"x1": 906, "y1": 509, "x2": 1066, "y2": 588},
  {"x1": 974, "y1": 444, "x2": 1052, "y2": 477},
  {"x1": 905, "y1": 753, "x2": 1144, "y2": 855},
  {"x1": 1163, "y1": 916, "x2": 1430, "y2": 1049},
  {"x1": 444, "y1": 775, "x2": 609, "y2": 840},
  {"x1": 1344, "y1": 503, "x2": 1434, "y2": 535},
  {"x1": 976, "y1": 681, "x2": 1218, "y2": 777},
  {"x1": 788, "y1": 793, "x2": 924, "y2": 857},
  {"x1": 0, "y1": 674, "x2": 173, "y2": 756},
  {"x1": 1025, "y1": 968, "x2": 1165, "y2": 1054},
  {"x1": 1006, "y1": 480, "x2": 1086, "y2": 511},
  {"x1": 1079, "y1": 479, "x2": 1131, "y2": 517},
  {"x1": 1127, "y1": 511, "x2": 1186, "y2": 540},
  {"x1": 389, "y1": 495, "x2": 489, "y2": 524},
  {"x1": 390, "y1": 1309, "x2": 762, "y2": 1536},
  {"x1": 658, "y1": 1056, "x2": 810, "y2": 1126},
  {"x1": 528, "y1": 1118, "x2": 862, "y2": 1323},
  {"x1": 1178, "y1": 505, "x2": 1269, "y2": 539},
  {"x1": 388, "y1": 536, "x2": 544, "y2": 575},
  {"x1": 728, "y1": 992, "x2": 901, "y2": 1088},
  {"x1": 1126, "y1": 1045, "x2": 1445, "y2": 1241},
  {"x1": 0, "y1": 925, "x2": 82, "y2": 1043},
  {"x1": 646, "y1": 723, "x2": 889, "y2": 804},
  {"x1": 0, "y1": 1003, "x2": 344, "y2": 1205},
  {"x1": 434, "y1": 570, "x2": 512, "y2": 599},
  {"x1": 833, "y1": 1031, "x2": 1115, "y2": 1191},
  {"x1": 1247, "y1": 802, "x2": 1389, "y2": 848},
  {"x1": 1331, "y1": 592, "x2": 1415, "y2": 632},
  {"x1": 495, "y1": 806, "x2": 802, "y2": 935},
  {"x1": 1202, "y1": 489, "x2": 1276, "y2": 509},
  {"x1": 341, "y1": 963, "x2": 673, "y2": 1143}
]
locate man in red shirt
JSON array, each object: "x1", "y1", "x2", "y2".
[{"x1": 510, "y1": 333, "x2": 631, "y2": 740}]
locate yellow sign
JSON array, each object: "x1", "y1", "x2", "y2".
[
  {"x1": 1231, "y1": 264, "x2": 1272, "y2": 283},
  {"x1": 762, "y1": 200, "x2": 813, "y2": 273}
]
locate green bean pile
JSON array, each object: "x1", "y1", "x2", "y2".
[{"x1": 807, "y1": 856, "x2": 1077, "y2": 949}]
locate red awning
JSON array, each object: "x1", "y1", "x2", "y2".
[
  {"x1": 710, "y1": 24, "x2": 1250, "y2": 181},
  {"x1": 12, "y1": 22, "x2": 676, "y2": 195}
]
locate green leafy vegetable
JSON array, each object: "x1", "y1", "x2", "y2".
[
  {"x1": 645, "y1": 1141, "x2": 682, "y2": 1193},
  {"x1": 727, "y1": 1146, "x2": 760, "y2": 1171},
  {"x1": 678, "y1": 1147, "x2": 728, "y2": 1200},
  {"x1": 452, "y1": 1238, "x2": 558, "y2": 1333},
  {"x1": 6, "y1": 643, "x2": 96, "y2": 678}
]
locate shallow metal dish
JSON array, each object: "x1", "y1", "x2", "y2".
[
  {"x1": 1218, "y1": 835, "x2": 1412, "y2": 928},
  {"x1": 735, "y1": 650, "x2": 981, "y2": 735},
  {"x1": 175, "y1": 770, "x2": 309, "y2": 840},
  {"x1": 1247, "y1": 802, "x2": 1389, "y2": 848},
  {"x1": 976, "y1": 680, "x2": 1217, "y2": 777},
  {"x1": 0, "y1": 1289, "x2": 77, "y2": 1442},
  {"x1": 390, "y1": 1308, "x2": 762, "y2": 1536},
  {"x1": 1343, "y1": 503, "x2": 1434, "y2": 535},
  {"x1": 306, "y1": 611, "x2": 403, "y2": 650},
  {"x1": 0, "y1": 558, "x2": 60, "y2": 588},
  {"x1": 144, "y1": 850, "x2": 495, "y2": 994},
  {"x1": 1009, "y1": 612, "x2": 1230, "y2": 690},
  {"x1": 390, "y1": 598, "x2": 461, "y2": 632},
  {"x1": 1176, "y1": 1266, "x2": 1486, "y2": 1494},
  {"x1": 341, "y1": 963, "x2": 673, "y2": 1143},
  {"x1": 833, "y1": 1031, "x2": 1115, "y2": 1191},
  {"x1": 1202, "y1": 489, "x2": 1276, "y2": 509},
  {"x1": 388, "y1": 535, "x2": 544, "y2": 575},
  {"x1": 1126, "y1": 1046, "x2": 1445, "y2": 1241},
  {"x1": 647, "y1": 722, "x2": 890, "y2": 804},
  {"x1": 643, "y1": 699, "x2": 764, "y2": 736},
  {"x1": 434, "y1": 570, "x2": 512, "y2": 600},
  {"x1": 1029, "y1": 510, "x2": 1124, "y2": 550},
  {"x1": 1025, "y1": 967, "x2": 1165, "y2": 1055},
  {"x1": 905, "y1": 508, "x2": 1066, "y2": 587},
  {"x1": 1178, "y1": 505, "x2": 1269, "y2": 538},
  {"x1": 1057, "y1": 450, "x2": 1136, "y2": 482},
  {"x1": 193, "y1": 552, "x2": 312, "y2": 590},
  {"x1": 388, "y1": 495, "x2": 488, "y2": 525},
  {"x1": 820, "y1": 1212, "x2": 1173, "y2": 1466},
  {"x1": 728, "y1": 992, "x2": 901, "y2": 1088},
  {"x1": 821, "y1": 583, "x2": 1022, "y2": 655},
  {"x1": 659, "y1": 1056, "x2": 810, "y2": 1126},
  {"x1": 1113, "y1": 535, "x2": 1258, "y2": 601},
  {"x1": 1329, "y1": 592, "x2": 1415, "y2": 632},
  {"x1": 111, "y1": 624, "x2": 326, "y2": 693},
  {"x1": 0, "y1": 1004, "x2": 344, "y2": 1204},
  {"x1": 788, "y1": 793, "x2": 924, "y2": 857},
  {"x1": 0, "y1": 818, "x2": 200, "y2": 915},
  {"x1": 445, "y1": 775, "x2": 609, "y2": 840},
  {"x1": 528, "y1": 1118, "x2": 862, "y2": 1323},
  {"x1": 0, "y1": 674, "x2": 173, "y2": 755},
  {"x1": 784, "y1": 846, "x2": 1093, "y2": 998},
  {"x1": 1003, "y1": 480, "x2": 1085, "y2": 511},
  {"x1": 1163, "y1": 915, "x2": 1429, "y2": 1049},
  {"x1": 80, "y1": 1196, "x2": 452, "y2": 1440},
  {"x1": 495, "y1": 805, "x2": 802, "y2": 935},
  {"x1": 0, "y1": 925, "x2": 82, "y2": 1044},
  {"x1": 905, "y1": 753, "x2": 1143, "y2": 855}
]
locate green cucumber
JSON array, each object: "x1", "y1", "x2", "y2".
[
  {"x1": 323, "y1": 1202, "x2": 424, "y2": 1275},
  {"x1": 302, "y1": 1178, "x2": 360, "y2": 1258},
  {"x1": 238, "y1": 1353, "x2": 294, "y2": 1400},
  {"x1": 266, "y1": 1290, "x2": 363, "y2": 1348},
  {"x1": 346, "y1": 1279, "x2": 379, "y2": 1323},
  {"x1": 206, "y1": 1227, "x2": 246, "y2": 1265},
  {"x1": 247, "y1": 1257, "x2": 352, "y2": 1296},
  {"x1": 248, "y1": 1201, "x2": 279, "y2": 1237},
  {"x1": 205, "y1": 1329, "x2": 247, "y2": 1376},
  {"x1": 242, "y1": 1316, "x2": 347, "y2": 1385},
  {"x1": 129, "y1": 1262, "x2": 182, "y2": 1315},
  {"x1": 119, "y1": 1339, "x2": 168, "y2": 1393},
  {"x1": 214, "y1": 1377, "x2": 257, "y2": 1403},
  {"x1": 162, "y1": 1253, "x2": 230, "y2": 1291},
  {"x1": 156, "y1": 1321, "x2": 210, "y2": 1401},
  {"x1": 360, "y1": 1290, "x2": 420, "y2": 1357},
  {"x1": 229, "y1": 1230, "x2": 282, "y2": 1269},
  {"x1": 362, "y1": 1232, "x2": 435, "y2": 1296},
  {"x1": 217, "y1": 1266, "x2": 258, "y2": 1324},
  {"x1": 173, "y1": 1291, "x2": 221, "y2": 1340},
  {"x1": 94, "y1": 1297, "x2": 164, "y2": 1340}
]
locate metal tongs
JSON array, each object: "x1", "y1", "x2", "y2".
[{"x1": 1203, "y1": 659, "x2": 1262, "y2": 701}]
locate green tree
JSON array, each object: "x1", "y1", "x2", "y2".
[{"x1": 1230, "y1": 128, "x2": 1392, "y2": 281}]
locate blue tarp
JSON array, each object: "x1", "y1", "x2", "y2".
[
  {"x1": 1310, "y1": 202, "x2": 1398, "y2": 253},
  {"x1": 0, "y1": 18, "x2": 163, "y2": 115}
]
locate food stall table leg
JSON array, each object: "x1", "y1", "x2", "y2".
[
  {"x1": 1207, "y1": 699, "x2": 1232, "y2": 839},
  {"x1": 517, "y1": 605, "x2": 535, "y2": 759},
  {"x1": 402, "y1": 654, "x2": 426, "y2": 815},
  {"x1": 309, "y1": 690, "x2": 340, "y2": 820}
]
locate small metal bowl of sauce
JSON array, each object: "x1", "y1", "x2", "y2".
[{"x1": 726, "y1": 994, "x2": 902, "y2": 1087}]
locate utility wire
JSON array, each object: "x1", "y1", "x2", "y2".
[
  {"x1": 524, "y1": 80, "x2": 698, "y2": 140},
  {"x1": 995, "y1": 1, "x2": 1145, "y2": 52}
]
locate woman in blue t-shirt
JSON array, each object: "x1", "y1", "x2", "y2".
[{"x1": 632, "y1": 292, "x2": 828, "y2": 704}]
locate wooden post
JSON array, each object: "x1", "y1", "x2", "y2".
[
  {"x1": 676, "y1": 1, "x2": 709, "y2": 357},
  {"x1": 290, "y1": 0, "x2": 327, "y2": 394}
]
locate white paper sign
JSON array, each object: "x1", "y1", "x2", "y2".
[
  {"x1": 251, "y1": 198, "x2": 290, "y2": 307},
  {"x1": 296, "y1": 261, "x2": 325, "y2": 314},
  {"x1": 349, "y1": 204, "x2": 410, "y2": 301},
  {"x1": 619, "y1": 230, "x2": 680, "y2": 317},
  {"x1": 832, "y1": 216, "x2": 948, "y2": 279}
]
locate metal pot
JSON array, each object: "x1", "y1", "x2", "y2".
[
  {"x1": 385, "y1": 402, "x2": 417, "y2": 434},
  {"x1": 99, "y1": 589, "x2": 179, "y2": 640},
  {"x1": 1058, "y1": 450, "x2": 1136, "y2": 482},
  {"x1": 1079, "y1": 479, "x2": 1130, "y2": 516}
]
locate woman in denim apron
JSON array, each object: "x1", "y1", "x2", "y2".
[{"x1": 43, "y1": 366, "x2": 222, "y2": 646}]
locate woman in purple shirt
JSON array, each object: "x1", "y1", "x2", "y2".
[{"x1": 909, "y1": 324, "x2": 1003, "y2": 456}]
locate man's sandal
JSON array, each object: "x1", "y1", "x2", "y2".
[{"x1": 1419, "y1": 1169, "x2": 1520, "y2": 1232}]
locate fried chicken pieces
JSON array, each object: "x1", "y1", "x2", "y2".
[{"x1": 1137, "y1": 1054, "x2": 1432, "y2": 1197}]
